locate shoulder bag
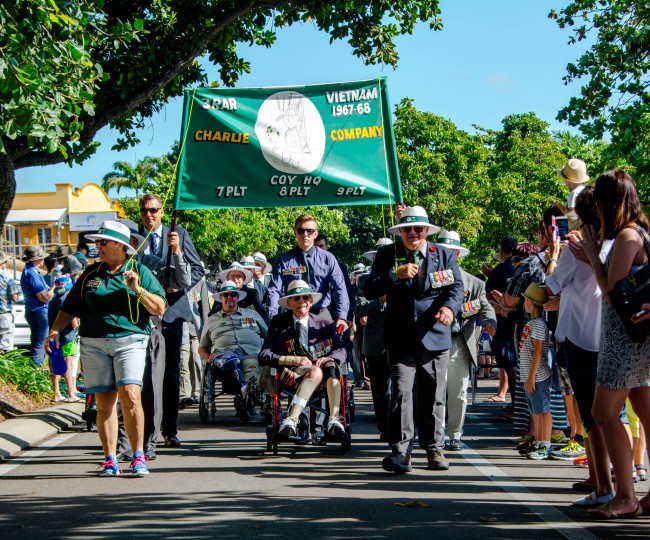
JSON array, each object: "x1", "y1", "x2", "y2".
[{"x1": 609, "y1": 226, "x2": 650, "y2": 343}]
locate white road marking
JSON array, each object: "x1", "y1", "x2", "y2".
[
  {"x1": 0, "y1": 433, "x2": 76, "y2": 476},
  {"x1": 462, "y1": 445, "x2": 600, "y2": 540}
]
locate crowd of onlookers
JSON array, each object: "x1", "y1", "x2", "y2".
[{"x1": 2, "y1": 165, "x2": 649, "y2": 518}]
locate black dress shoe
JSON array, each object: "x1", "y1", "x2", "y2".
[
  {"x1": 164, "y1": 434, "x2": 181, "y2": 448},
  {"x1": 144, "y1": 444, "x2": 157, "y2": 460}
]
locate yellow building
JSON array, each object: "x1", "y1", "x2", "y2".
[{"x1": 3, "y1": 183, "x2": 124, "y2": 259}]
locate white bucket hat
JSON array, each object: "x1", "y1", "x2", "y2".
[
  {"x1": 86, "y1": 221, "x2": 136, "y2": 255},
  {"x1": 252, "y1": 252, "x2": 272, "y2": 274},
  {"x1": 437, "y1": 230, "x2": 470, "y2": 257},
  {"x1": 117, "y1": 218, "x2": 146, "y2": 249},
  {"x1": 218, "y1": 262, "x2": 252, "y2": 285},
  {"x1": 363, "y1": 237, "x2": 393, "y2": 261},
  {"x1": 557, "y1": 158, "x2": 589, "y2": 184},
  {"x1": 277, "y1": 279, "x2": 322, "y2": 310},
  {"x1": 213, "y1": 280, "x2": 247, "y2": 302},
  {"x1": 387, "y1": 206, "x2": 440, "y2": 236}
]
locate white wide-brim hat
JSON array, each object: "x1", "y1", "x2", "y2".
[
  {"x1": 252, "y1": 252, "x2": 272, "y2": 274},
  {"x1": 239, "y1": 256, "x2": 259, "y2": 272},
  {"x1": 117, "y1": 218, "x2": 146, "y2": 249},
  {"x1": 213, "y1": 280, "x2": 247, "y2": 302},
  {"x1": 387, "y1": 206, "x2": 440, "y2": 236},
  {"x1": 363, "y1": 237, "x2": 393, "y2": 261},
  {"x1": 278, "y1": 279, "x2": 322, "y2": 310},
  {"x1": 218, "y1": 263, "x2": 253, "y2": 285},
  {"x1": 86, "y1": 221, "x2": 136, "y2": 255},
  {"x1": 437, "y1": 230, "x2": 470, "y2": 257},
  {"x1": 557, "y1": 158, "x2": 589, "y2": 184}
]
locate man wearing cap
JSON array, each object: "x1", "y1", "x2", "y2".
[
  {"x1": 138, "y1": 193, "x2": 204, "y2": 448},
  {"x1": 199, "y1": 281, "x2": 268, "y2": 420},
  {"x1": 252, "y1": 252, "x2": 272, "y2": 287},
  {"x1": 437, "y1": 231, "x2": 497, "y2": 451},
  {"x1": 364, "y1": 206, "x2": 464, "y2": 473},
  {"x1": 74, "y1": 242, "x2": 90, "y2": 268},
  {"x1": 260, "y1": 280, "x2": 347, "y2": 437},
  {"x1": 240, "y1": 256, "x2": 270, "y2": 319},
  {"x1": 267, "y1": 214, "x2": 349, "y2": 331},
  {"x1": 0, "y1": 251, "x2": 20, "y2": 353},
  {"x1": 557, "y1": 158, "x2": 589, "y2": 211},
  {"x1": 21, "y1": 245, "x2": 55, "y2": 367}
]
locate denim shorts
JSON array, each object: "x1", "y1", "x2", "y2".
[
  {"x1": 524, "y1": 375, "x2": 552, "y2": 414},
  {"x1": 80, "y1": 334, "x2": 149, "y2": 393}
]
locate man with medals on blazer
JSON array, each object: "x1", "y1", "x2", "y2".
[{"x1": 364, "y1": 206, "x2": 464, "y2": 474}]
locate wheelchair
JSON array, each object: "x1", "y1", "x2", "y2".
[
  {"x1": 198, "y1": 351, "x2": 264, "y2": 424},
  {"x1": 261, "y1": 361, "x2": 355, "y2": 455}
]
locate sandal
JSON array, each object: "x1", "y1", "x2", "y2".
[
  {"x1": 483, "y1": 395, "x2": 506, "y2": 403},
  {"x1": 635, "y1": 464, "x2": 647, "y2": 482},
  {"x1": 587, "y1": 498, "x2": 643, "y2": 519}
]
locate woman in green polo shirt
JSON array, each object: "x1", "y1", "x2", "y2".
[{"x1": 46, "y1": 221, "x2": 166, "y2": 478}]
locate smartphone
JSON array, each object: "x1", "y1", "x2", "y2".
[
  {"x1": 551, "y1": 216, "x2": 559, "y2": 243},
  {"x1": 556, "y1": 216, "x2": 569, "y2": 241}
]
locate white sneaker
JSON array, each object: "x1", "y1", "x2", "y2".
[
  {"x1": 279, "y1": 416, "x2": 298, "y2": 437},
  {"x1": 327, "y1": 416, "x2": 345, "y2": 437}
]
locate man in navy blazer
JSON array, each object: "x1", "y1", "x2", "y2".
[
  {"x1": 139, "y1": 193, "x2": 204, "y2": 449},
  {"x1": 260, "y1": 280, "x2": 347, "y2": 438},
  {"x1": 364, "y1": 206, "x2": 464, "y2": 474}
]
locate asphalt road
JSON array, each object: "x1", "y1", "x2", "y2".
[{"x1": 0, "y1": 382, "x2": 648, "y2": 540}]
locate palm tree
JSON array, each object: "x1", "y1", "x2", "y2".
[{"x1": 102, "y1": 156, "x2": 167, "y2": 196}]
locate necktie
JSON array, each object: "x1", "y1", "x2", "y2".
[
  {"x1": 295, "y1": 321, "x2": 308, "y2": 356},
  {"x1": 151, "y1": 232, "x2": 160, "y2": 256}
]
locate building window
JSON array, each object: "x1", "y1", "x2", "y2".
[{"x1": 37, "y1": 228, "x2": 52, "y2": 245}]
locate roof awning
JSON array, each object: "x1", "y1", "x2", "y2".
[{"x1": 6, "y1": 208, "x2": 67, "y2": 225}]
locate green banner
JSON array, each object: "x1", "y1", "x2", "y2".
[{"x1": 174, "y1": 78, "x2": 402, "y2": 209}]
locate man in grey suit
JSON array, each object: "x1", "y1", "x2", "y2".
[
  {"x1": 364, "y1": 206, "x2": 464, "y2": 474},
  {"x1": 139, "y1": 193, "x2": 204, "y2": 448},
  {"x1": 437, "y1": 231, "x2": 496, "y2": 451}
]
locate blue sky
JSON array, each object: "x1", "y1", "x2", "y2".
[{"x1": 15, "y1": 0, "x2": 588, "y2": 194}]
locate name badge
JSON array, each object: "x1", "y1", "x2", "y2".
[
  {"x1": 429, "y1": 269, "x2": 454, "y2": 289},
  {"x1": 461, "y1": 300, "x2": 480, "y2": 318},
  {"x1": 283, "y1": 266, "x2": 307, "y2": 276}
]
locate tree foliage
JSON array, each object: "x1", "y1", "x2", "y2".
[
  {"x1": 550, "y1": 0, "x2": 650, "y2": 182},
  {"x1": 102, "y1": 156, "x2": 169, "y2": 196},
  {"x1": 0, "y1": 0, "x2": 442, "y2": 228}
]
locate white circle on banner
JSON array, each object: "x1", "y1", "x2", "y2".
[{"x1": 255, "y1": 91, "x2": 325, "y2": 174}]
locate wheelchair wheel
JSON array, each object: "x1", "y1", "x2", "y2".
[
  {"x1": 266, "y1": 426, "x2": 273, "y2": 451},
  {"x1": 348, "y1": 387, "x2": 356, "y2": 423},
  {"x1": 199, "y1": 364, "x2": 209, "y2": 424},
  {"x1": 345, "y1": 425, "x2": 352, "y2": 452},
  {"x1": 86, "y1": 420, "x2": 93, "y2": 432}
]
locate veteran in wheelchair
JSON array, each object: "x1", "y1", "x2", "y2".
[
  {"x1": 198, "y1": 280, "x2": 267, "y2": 422},
  {"x1": 259, "y1": 280, "x2": 349, "y2": 445}
]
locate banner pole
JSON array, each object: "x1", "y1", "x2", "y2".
[{"x1": 163, "y1": 210, "x2": 178, "y2": 288}]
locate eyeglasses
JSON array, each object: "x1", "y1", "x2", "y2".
[
  {"x1": 402, "y1": 226, "x2": 425, "y2": 233},
  {"x1": 221, "y1": 292, "x2": 239, "y2": 298},
  {"x1": 140, "y1": 207, "x2": 161, "y2": 214},
  {"x1": 295, "y1": 295, "x2": 312, "y2": 301},
  {"x1": 96, "y1": 239, "x2": 114, "y2": 246},
  {"x1": 296, "y1": 227, "x2": 316, "y2": 236}
]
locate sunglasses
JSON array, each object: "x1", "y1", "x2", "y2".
[
  {"x1": 221, "y1": 292, "x2": 239, "y2": 298},
  {"x1": 293, "y1": 295, "x2": 312, "y2": 301},
  {"x1": 96, "y1": 239, "x2": 114, "y2": 246},
  {"x1": 140, "y1": 207, "x2": 161, "y2": 214},
  {"x1": 296, "y1": 227, "x2": 316, "y2": 236},
  {"x1": 402, "y1": 226, "x2": 425, "y2": 233}
]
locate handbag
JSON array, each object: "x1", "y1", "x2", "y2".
[{"x1": 609, "y1": 226, "x2": 650, "y2": 342}]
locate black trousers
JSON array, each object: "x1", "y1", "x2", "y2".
[
  {"x1": 366, "y1": 352, "x2": 391, "y2": 436},
  {"x1": 161, "y1": 319, "x2": 184, "y2": 437}
]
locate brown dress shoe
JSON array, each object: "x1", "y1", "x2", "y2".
[{"x1": 427, "y1": 448, "x2": 449, "y2": 470}]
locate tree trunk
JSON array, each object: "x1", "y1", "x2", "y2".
[{"x1": 0, "y1": 154, "x2": 16, "y2": 231}]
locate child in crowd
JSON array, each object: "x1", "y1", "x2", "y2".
[{"x1": 519, "y1": 283, "x2": 552, "y2": 459}]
